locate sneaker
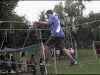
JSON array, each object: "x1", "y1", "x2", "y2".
[
  {"x1": 74, "y1": 61, "x2": 78, "y2": 64},
  {"x1": 70, "y1": 61, "x2": 78, "y2": 66}
]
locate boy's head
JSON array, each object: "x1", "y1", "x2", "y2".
[{"x1": 45, "y1": 10, "x2": 53, "y2": 17}]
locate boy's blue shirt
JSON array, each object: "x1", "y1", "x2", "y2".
[{"x1": 48, "y1": 14, "x2": 65, "y2": 38}]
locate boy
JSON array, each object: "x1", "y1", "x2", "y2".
[{"x1": 34, "y1": 10, "x2": 77, "y2": 65}]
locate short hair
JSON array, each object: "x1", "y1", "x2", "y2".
[{"x1": 46, "y1": 10, "x2": 53, "y2": 14}]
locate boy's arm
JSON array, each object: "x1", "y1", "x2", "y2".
[
  {"x1": 39, "y1": 21, "x2": 49, "y2": 24},
  {"x1": 34, "y1": 21, "x2": 49, "y2": 25}
]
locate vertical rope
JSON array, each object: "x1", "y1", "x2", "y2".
[
  {"x1": 41, "y1": 41, "x2": 48, "y2": 75},
  {"x1": 53, "y1": 48, "x2": 58, "y2": 74},
  {"x1": 0, "y1": 33, "x2": 6, "y2": 49},
  {"x1": 39, "y1": 29, "x2": 48, "y2": 75},
  {"x1": 75, "y1": 42, "x2": 77, "y2": 59},
  {"x1": 92, "y1": 41, "x2": 98, "y2": 59},
  {"x1": 69, "y1": 27, "x2": 74, "y2": 49},
  {"x1": 22, "y1": 29, "x2": 31, "y2": 48}
]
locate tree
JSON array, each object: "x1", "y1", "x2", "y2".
[
  {"x1": 53, "y1": 0, "x2": 93, "y2": 48},
  {"x1": 0, "y1": 0, "x2": 36, "y2": 49},
  {"x1": 0, "y1": 0, "x2": 19, "y2": 20},
  {"x1": 54, "y1": 2, "x2": 64, "y2": 20},
  {"x1": 73, "y1": 12, "x2": 100, "y2": 48},
  {"x1": 39, "y1": 11, "x2": 46, "y2": 21}
]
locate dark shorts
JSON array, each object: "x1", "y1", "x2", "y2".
[{"x1": 46, "y1": 37, "x2": 65, "y2": 50}]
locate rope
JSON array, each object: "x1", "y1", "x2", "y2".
[
  {"x1": 69, "y1": 27, "x2": 74, "y2": 49},
  {"x1": 74, "y1": 41, "x2": 78, "y2": 60},
  {"x1": 0, "y1": 19, "x2": 100, "y2": 28},
  {"x1": 45, "y1": 36, "x2": 58, "y2": 74},
  {"x1": 0, "y1": 30, "x2": 7, "y2": 50},
  {"x1": 68, "y1": 19, "x2": 100, "y2": 28},
  {"x1": 35, "y1": 24, "x2": 48, "y2": 74},
  {"x1": 0, "y1": 33, "x2": 6, "y2": 49},
  {"x1": 22, "y1": 28, "x2": 31, "y2": 48},
  {"x1": 67, "y1": 24, "x2": 78, "y2": 60},
  {"x1": 0, "y1": 20, "x2": 100, "y2": 74},
  {"x1": 41, "y1": 42, "x2": 48, "y2": 75},
  {"x1": 0, "y1": 28, "x2": 49, "y2": 31},
  {"x1": 45, "y1": 37, "x2": 52, "y2": 45},
  {"x1": 0, "y1": 44, "x2": 38, "y2": 52},
  {"x1": 0, "y1": 27, "x2": 32, "y2": 52},
  {"x1": 92, "y1": 41, "x2": 98, "y2": 59},
  {"x1": 39, "y1": 27, "x2": 48, "y2": 75},
  {"x1": 53, "y1": 48, "x2": 58, "y2": 74},
  {"x1": 0, "y1": 21, "x2": 25, "y2": 23},
  {"x1": 14, "y1": 27, "x2": 32, "y2": 53}
]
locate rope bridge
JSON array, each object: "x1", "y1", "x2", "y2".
[{"x1": 0, "y1": 20, "x2": 100, "y2": 74}]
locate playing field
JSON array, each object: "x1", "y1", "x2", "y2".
[
  {"x1": 0, "y1": 49, "x2": 100, "y2": 75},
  {"x1": 19, "y1": 49, "x2": 100, "y2": 75},
  {"x1": 47, "y1": 49, "x2": 100, "y2": 74}
]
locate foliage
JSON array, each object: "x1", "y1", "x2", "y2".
[
  {"x1": 53, "y1": 0, "x2": 100, "y2": 49},
  {"x1": 0, "y1": 0, "x2": 38, "y2": 49},
  {"x1": 54, "y1": 2, "x2": 64, "y2": 19},
  {"x1": 0, "y1": 0, "x2": 19, "y2": 20},
  {"x1": 39, "y1": 11, "x2": 46, "y2": 21}
]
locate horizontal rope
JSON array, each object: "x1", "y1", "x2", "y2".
[
  {"x1": 0, "y1": 44, "x2": 40, "y2": 52},
  {"x1": 77, "y1": 19, "x2": 100, "y2": 26},
  {"x1": 0, "y1": 71, "x2": 37, "y2": 74},
  {"x1": 0, "y1": 28, "x2": 49, "y2": 31},
  {"x1": 0, "y1": 21, "x2": 25, "y2": 23},
  {"x1": 68, "y1": 19, "x2": 100, "y2": 28},
  {"x1": 1, "y1": 61, "x2": 40, "y2": 66},
  {"x1": 0, "y1": 19, "x2": 100, "y2": 26}
]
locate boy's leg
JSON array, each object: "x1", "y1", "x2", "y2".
[
  {"x1": 40, "y1": 42, "x2": 51, "y2": 62},
  {"x1": 43, "y1": 45, "x2": 50, "y2": 61},
  {"x1": 63, "y1": 48, "x2": 76, "y2": 62},
  {"x1": 56, "y1": 37, "x2": 77, "y2": 65},
  {"x1": 63, "y1": 48, "x2": 78, "y2": 65},
  {"x1": 40, "y1": 42, "x2": 47, "y2": 61}
]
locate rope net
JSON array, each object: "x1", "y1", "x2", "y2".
[{"x1": 0, "y1": 21, "x2": 100, "y2": 74}]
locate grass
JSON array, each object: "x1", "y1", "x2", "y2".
[
  {"x1": 47, "y1": 59, "x2": 100, "y2": 74},
  {"x1": 12, "y1": 49, "x2": 100, "y2": 75},
  {"x1": 47, "y1": 49, "x2": 100, "y2": 74},
  {"x1": 1, "y1": 49, "x2": 100, "y2": 75}
]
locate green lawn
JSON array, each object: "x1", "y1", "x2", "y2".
[
  {"x1": 1, "y1": 49, "x2": 100, "y2": 75},
  {"x1": 47, "y1": 49, "x2": 100, "y2": 74},
  {"x1": 14, "y1": 49, "x2": 100, "y2": 75}
]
